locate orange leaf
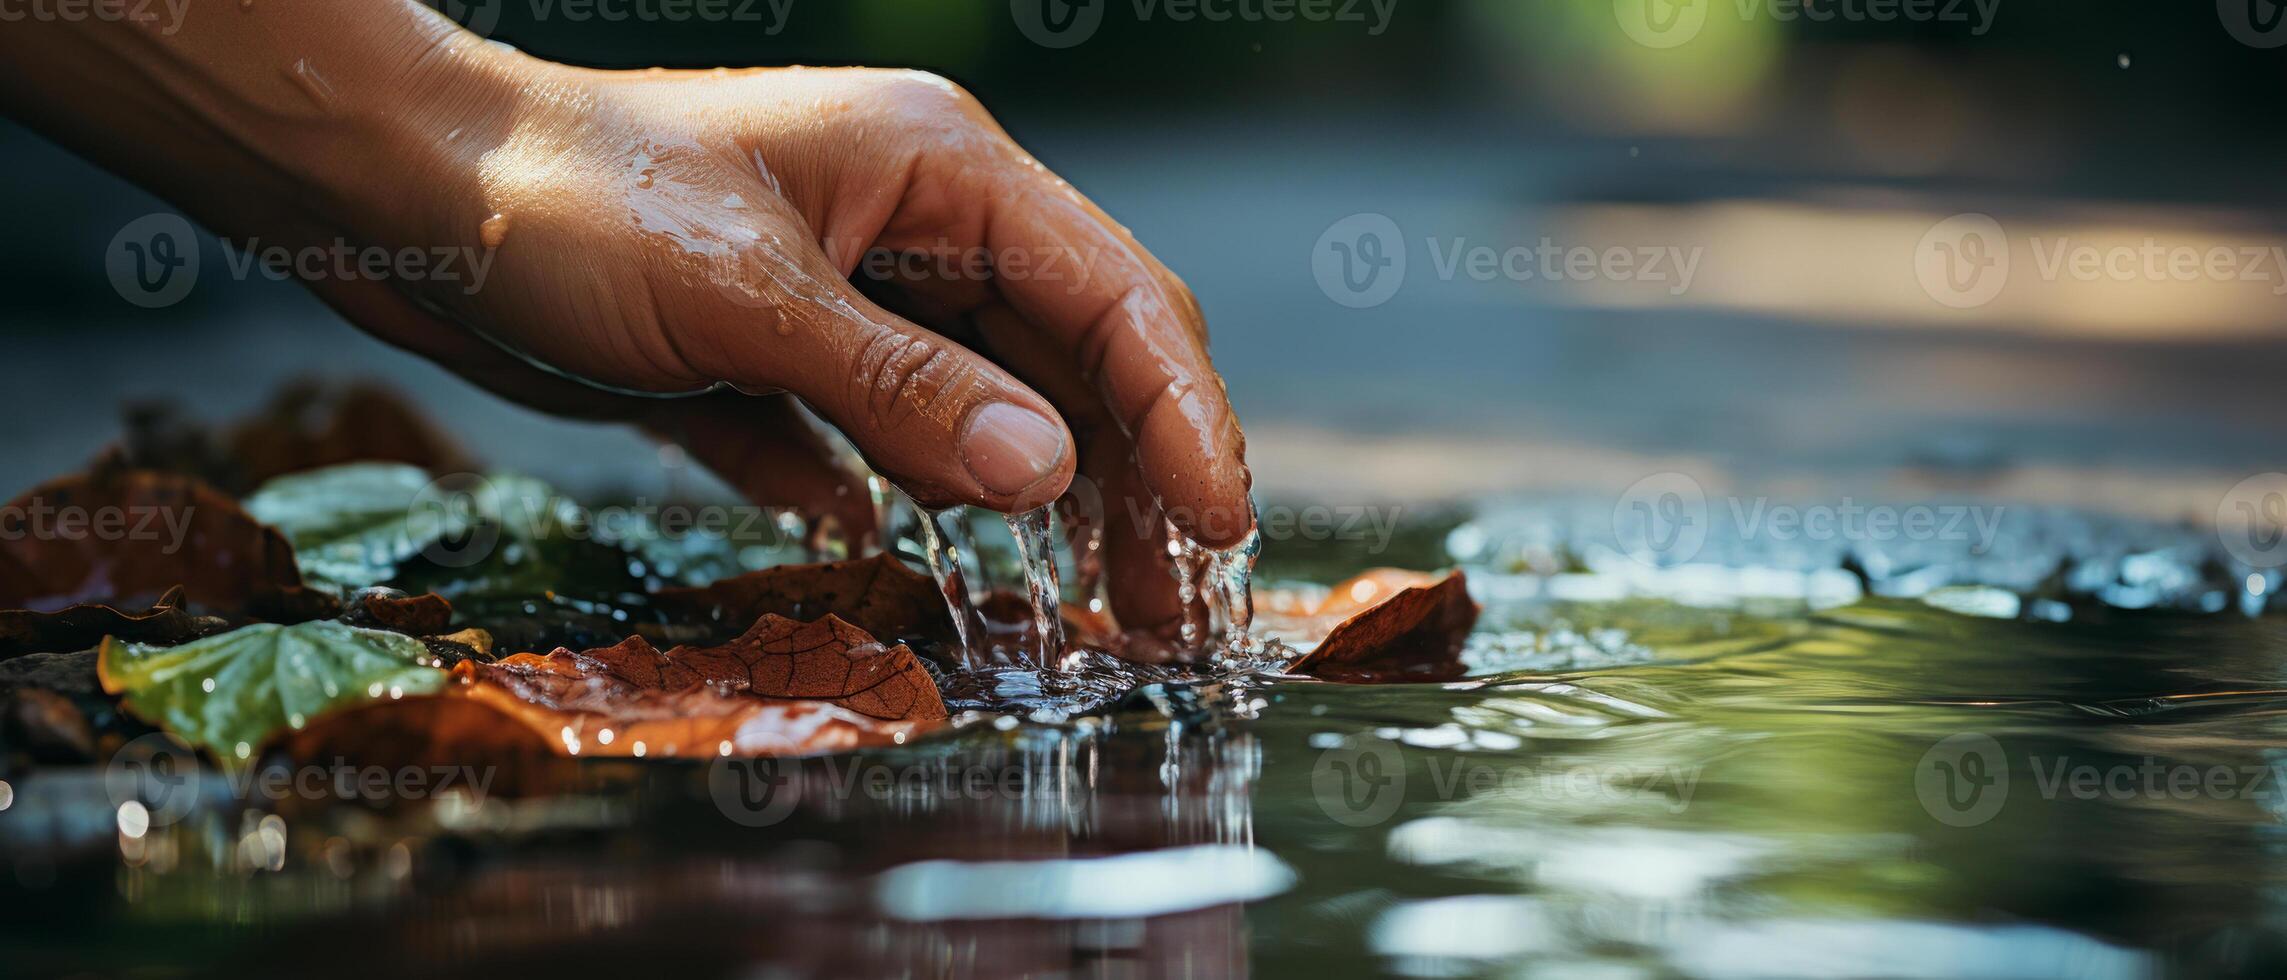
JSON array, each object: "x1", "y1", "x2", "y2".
[
  {"x1": 1272, "y1": 569, "x2": 1479, "y2": 684},
  {"x1": 0, "y1": 469, "x2": 316, "y2": 615},
  {"x1": 473, "y1": 613, "x2": 948, "y2": 722}
]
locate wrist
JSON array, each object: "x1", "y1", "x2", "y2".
[{"x1": 290, "y1": 30, "x2": 547, "y2": 253}]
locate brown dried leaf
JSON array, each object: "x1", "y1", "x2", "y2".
[
  {"x1": 1274, "y1": 569, "x2": 1479, "y2": 684},
  {"x1": 0, "y1": 586, "x2": 225, "y2": 659},
  {"x1": 455, "y1": 679, "x2": 928, "y2": 758},
  {"x1": 0, "y1": 469, "x2": 311, "y2": 615},
  {"x1": 651, "y1": 554, "x2": 957, "y2": 651},
  {"x1": 476, "y1": 614, "x2": 947, "y2": 722},
  {"x1": 106, "y1": 381, "x2": 473, "y2": 495},
  {"x1": 225, "y1": 381, "x2": 474, "y2": 487},
  {"x1": 344, "y1": 588, "x2": 456, "y2": 636}
]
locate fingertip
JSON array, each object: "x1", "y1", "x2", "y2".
[{"x1": 1132, "y1": 393, "x2": 1253, "y2": 550}]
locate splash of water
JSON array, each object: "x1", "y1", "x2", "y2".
[
  {"x1": 1161, "y1": 504, "x2": 1264, "y2": 662},
  {"x1": 1206, "y1": 520, "x2": 1264, "y2": 660}
]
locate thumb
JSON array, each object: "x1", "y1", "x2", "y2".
[{"x1": 676, "y1": 277, "x2": 1075, "y2": 514}]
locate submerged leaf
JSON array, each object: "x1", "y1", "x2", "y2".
[
  {"x1": 98, "y1": 620, "x2": 448, "y2": 763},
  {"x1": 0, "y1": 470, "x2": 308, "y2": 614},
  {"x1": 1273, "y1": 570, "x2": 1479, "y2": 683}
]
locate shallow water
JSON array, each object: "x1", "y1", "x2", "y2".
[{"x1": 6, "y1": 500, "x2": 2287, "y2": 977}]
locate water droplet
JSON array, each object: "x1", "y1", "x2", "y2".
[{"x1": 479, "y1": 213, "x2": 511, "y2": 249}]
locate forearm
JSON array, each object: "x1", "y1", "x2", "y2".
[{"x1": 0, "y1": 1, "x2": 525, "y2": 247}]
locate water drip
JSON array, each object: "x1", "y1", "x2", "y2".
[{"x1": 1006, "y1": 507, "x2": 1068, "y2": 669}]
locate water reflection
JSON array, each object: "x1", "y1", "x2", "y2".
[{"x1": 13, "y1": 515, "x2": 2287, "y2": 975}]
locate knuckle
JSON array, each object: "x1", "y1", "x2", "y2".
[
  {"x1": 848, "y1": 329, "x2": 980, "y2": 433},
  {"x1": 865, "y1": 70, "x2": 981, "y2": 125}
]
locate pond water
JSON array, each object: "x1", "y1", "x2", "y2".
[{"x1": 4, "y1": 498, "x2": 2285, "y2": 978}]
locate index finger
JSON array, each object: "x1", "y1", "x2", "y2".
[{"x1": 979, "y1": 164, "x2": 1254, "y2": 549}]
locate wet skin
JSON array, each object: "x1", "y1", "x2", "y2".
[{"x1": 0, "y1": 1, "x2": 1253, "y2": 647}]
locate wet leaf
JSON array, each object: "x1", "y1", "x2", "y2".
[
  {"x1": 1273, "y1": 569, "x2": 1479, "y2": 683},
  {"x1": 652, "y1": 554, "x2": 957, "y2": 651},
  {"x1": 0, "y1": 686, "x2": 97, "y2": 762},
  {"x1": 281, "y1": 678, "x2": 926, "y2": 765},
  {"x1": 476, "y1": 614, "x2": 947, "y2": 722},
  {"x1": 343, "y1": 588, "x2": 456, "y2": 636},
  {"x1": 0, "y1": 586, "x2": 226, "y2": 659},
  {"x1": 242, "y1": 463, "x2": 473, "y2": 590},
  {"x1": 98, "y1": 620, "x2": 448, "y2": 764},
  {"x1": 0, "y1": 469, "x2": 311, "y2": 615}
]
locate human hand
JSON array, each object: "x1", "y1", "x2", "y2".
[{"x1": 316, "y1": 59, "x2": 1252, "y2": 650}]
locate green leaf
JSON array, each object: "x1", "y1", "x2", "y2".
[
  {"x1": 98, "y1": 620, "x2": 446, "y2": 764},
  {"x1": 245, "y1": 463, "x2": 471, "y2": 590}
]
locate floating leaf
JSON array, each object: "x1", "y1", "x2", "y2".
[
  {"x1": 98, "y1": 620, "x2": 448, "y2": 763},
  {"x1": 1272, "y1": 570, "x2": 1479, "y2": 683},
  {"x1": 475, "y1": 614, "x2": 947, "y2": 722},
  {"x1": 0, "y1": 470, "x2": 309, "y2": 614},
  {"x1": 282, "y1": 678, "x2": 926, "y2": 766}
]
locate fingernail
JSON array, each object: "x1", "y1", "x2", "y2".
[{"x1": 961, "y1": 403, "x2": 1065, "y2": 496}]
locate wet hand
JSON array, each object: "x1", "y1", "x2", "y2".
[{"x1": 328, "y1": 62, "x2": 1252, "y2": 649}]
